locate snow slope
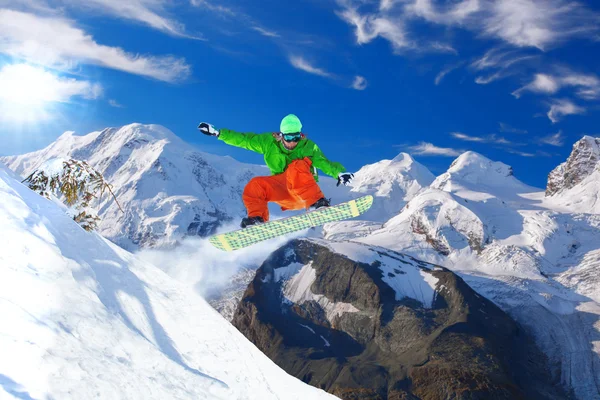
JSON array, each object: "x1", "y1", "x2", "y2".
[
  {"x1": 0, "y1": 164, "x2": 337, "y2": 400},
  {"x1": 351, "y1": 150, "x2": 600, "y2": 399}
]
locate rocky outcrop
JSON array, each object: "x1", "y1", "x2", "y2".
[
  {"x1": 232, "y1": 239, "x2": 568, "y2": 400},
  {"x1": 546, "y1": 136, "x2": 600, "y2": 196}
]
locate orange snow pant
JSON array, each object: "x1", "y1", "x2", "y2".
[{"x1": 242, "y1": 158, "x2": 325, "y2": 221}]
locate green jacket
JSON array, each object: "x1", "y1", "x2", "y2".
[{"x1": 218, "y1": 129, "x2": 345, "y2": 181}]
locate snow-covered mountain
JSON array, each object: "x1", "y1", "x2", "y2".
[
  {"x1": 0, "y1": 164, "x2": 337, "y2": 400},
  {"x1": 349, "y1": 152, "x2": 435, "y2": 221},
  {"x1": 345, "y1": 149, "x2": 600, "y2": 399},
  {"x1": 2, "y1": 124, "x2": 269, "y2": 250}
]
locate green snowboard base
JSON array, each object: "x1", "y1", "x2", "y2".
[{"x1": 209, "y1": 195, "x2": 373, "y2": 251}]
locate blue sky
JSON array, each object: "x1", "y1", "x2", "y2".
[{"x1": 0, "y1": 0, "x2": 599, "y2": 187}]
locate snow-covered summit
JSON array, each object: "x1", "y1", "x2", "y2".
[
  {"x1": 1, "y1": 123, "x2": 268, "y2": 250},
  {"x1": 432, "y1": 151, "x2": 522, "y2": 190},
  {"x1": 350, "y1": 152, "x2": 435, "y2": 220},
  {"x1": 0, "y1": 163, "x2": 337, "y2": 400}
]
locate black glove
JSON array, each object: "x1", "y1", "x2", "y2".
[
  {"x1": 337, "y1": 172, "x2": 354, "y2": 187},
  {"x1": 198, "y1": 122, "x2": 220, "y2": 137}
]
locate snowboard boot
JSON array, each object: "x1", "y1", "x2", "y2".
[
  {"x1": 240, "y1": 216, "x2": 265, "y2": 228},
  {"x1": 309, "y1": 197, "x2": 331, "y2": 211}
]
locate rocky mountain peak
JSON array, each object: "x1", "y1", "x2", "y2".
[
  {"x1": 232, "y1": 239, "x2": 567, "y2": 400},
  {"x1": 546, "y1": 135, "x2": 600, "y2": 196}
]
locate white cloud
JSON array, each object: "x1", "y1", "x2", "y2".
[
  {"x1": 435, "y1": 62, "x2": 465, "y2": 85},
  {"x1": 507, "y1": 149, "x2": 536, "y2": 157},
  {"x1": 6, "y1": 0, "x2": 195, "y2": 38},
  {"x1": 513, "y1": 71, "x2": 600, "y2": 99},
  {"x1": 336, "y1": 0, "x2": 599, "y2": 56},
  {"x1": 65, "y1": 0, "x2": 195, "y2": 38},
  {"x1": 512, "y1": 74, "x2": 560, "y2": 98},
  {"x1": 483, "y1": 0, "x2": 594, "y2": 50},
  {"x1": 405, "y1": 0, "x2": 479, "y2": 25},
  {"x1": 547, "y1": 99, "x2": 585, "y2": 123},
  {"x1": 289, "y1": 55, "x2": 332, "y2": 78},
  {"x1": 0, "y1": 10, "x2": 191, "y2": 82},
  {"x1": 109, "y1": 99, "x2": 124, "y2": 108},
  {"x1": 251, "y1": 26, "x2": 280, "y2": 38},
  {"x1": 337, "y1": 6, "x2": 412, "y2": 51},
  {"x1": 471, "y1": 48, "x2": 538, "y2": 84},
  {"x1": 351, "y1": 75, "x2": 367, "y2": 90},
  {"x1": 539, "y1": 131, "x2": 564, "y2": 146},
  {"x1": 451, "y1": 132, "x2": 487, "y2": 142},
  {"x1": 190, "y1": 0, "x2": 237, "y2": 17},
  {"x1": 451, "y1": 132, "x2": 514, "y2": 145},
  {"x1": 408, "y1": 142, "x2": 463, "y2": 156}
]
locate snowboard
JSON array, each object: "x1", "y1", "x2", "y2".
[{"x1": 209, "y1": 195, "x2": 373, "y2": 251}]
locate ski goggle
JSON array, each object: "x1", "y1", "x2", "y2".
[{"x1": 282, "y1": 132, "x2": 302, "y2": 142}]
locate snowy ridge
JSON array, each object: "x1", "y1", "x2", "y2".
[{"x1": 0, "y1": 164, "x2": 337, "y2": 400}]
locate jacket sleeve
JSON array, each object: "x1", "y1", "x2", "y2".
[
  {"x1": 310, "y1": 142, "x2": 346, "y2": 178},
  {"x1": 218, "y1": 129, "x2": 272, "y2": 154}
]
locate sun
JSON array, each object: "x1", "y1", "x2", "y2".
[{"x1": 0, "y1": 63, "x2": 94, "y2": 124}]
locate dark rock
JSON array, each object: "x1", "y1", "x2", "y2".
[{"x1": 232, "y1": 239, "x2": 570, "y2": 400}]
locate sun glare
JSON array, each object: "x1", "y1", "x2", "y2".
[{"x1": 0, "y1": 63, "x2": 98, "y2": 124}]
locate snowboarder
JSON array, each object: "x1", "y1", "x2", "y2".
[{"x1": 198, "y1": 114, "x2": 354, "y2": 228}]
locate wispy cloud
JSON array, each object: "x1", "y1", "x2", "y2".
[
  {"x1": 451, "y1": 132, "x2": 515, "y2": 145},
  {"x1": 471, "y1": 47, "x2": 537, "y2": 84},
  {"x1": 70, "y1": 0, "x2": 198, "y2": 38},
  {"x1": 190, "y1": 0, "x2": 237, "y2": 17},
  {"x1": 10, "y1": 0, "x2": 197, "y2": 38},
  {"x1": 547, "y1": 99, "x2": 585, "y2": 123},
  {"x1": 408, "y1": 142, "x2": 463, "y2": 157},
  {"x1": 336, "y1": 5, "x2": 412, "y2": 51},
  {"x1": 513, "y1": 71, "x2": 600, "y2": 99},
  {"x1": 435, "y1": 62, "x2": 464, "y2": 85},
  {"x1": 289, "y1": 55, "x2": 333, "y2": 78},
  {"x1": 498, "y1": 122, "x2": 528, "y2": 134},
  {"x1": 336, "y1": 0, "x2": 599, "y2": 55},
  {"x1": 109, "y1": 99, "x2": 124, "y2": 108},
  {"x1": 351, "y1": 75, "x2": 367, "y2": 90},
  {"x1": 0, "y1": 10, "x2": 191, "y2": 82},
  {"x1": 251, "y1": 26, "x2": 280, "y2": 38},
  {"x1": 506, "y1": 149, "x2": 536, "y2": 157},
  {"x1": 539, "y1": 131, "x2": 565, "y2": 146},
  {"x1": 482, "y1": 0, "x2": 596, "y2": 50},
  {"x1": 512, "y1": 74, "x2": 559, "y2": 98}
]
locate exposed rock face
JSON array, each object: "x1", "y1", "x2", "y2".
[
  {"x1": 232, "y1": 239, "x2": 568, "y2": 400},
  {"x1": 546, "y1": 136, "x2": 600, "y2": 196}
]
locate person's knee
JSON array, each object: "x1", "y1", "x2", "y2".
[{"x1": 243, "y1": 177, "x2": 267, "y2": 197}]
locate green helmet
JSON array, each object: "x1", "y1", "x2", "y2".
[{"x1": 280, "y1": 114, "x2": 302, "y2": 134}]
